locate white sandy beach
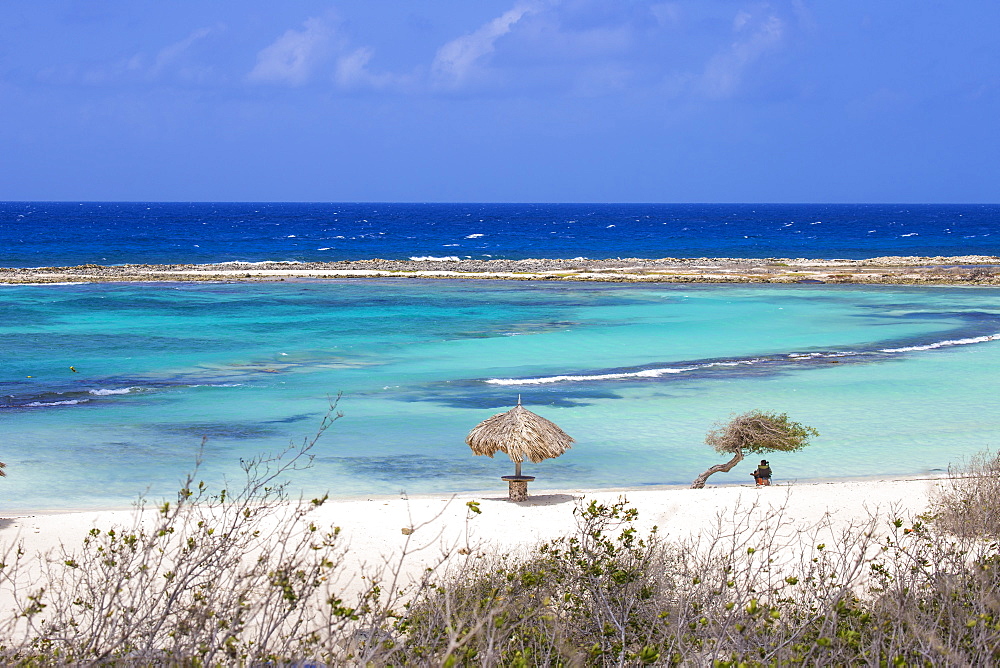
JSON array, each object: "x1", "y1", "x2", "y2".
[{"x1": 0, "y1": 476, "x2": 942, "y2": 607}]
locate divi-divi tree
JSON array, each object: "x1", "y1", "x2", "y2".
[{"x1": 691, "y1": 410, "x2": 818, "y2": 489}]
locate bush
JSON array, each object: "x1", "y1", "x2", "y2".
[
  {"x1": 393, "y1": 499, "x2": 675, "y2": 666},
  {"x1": 396, "y1": 497, "x2": 889, "y2": 666},
  {"x1": 928, "y1": 450, "x2": 1000, "y2": 541},
  {"x1": 0, "y1": 406, "x2": 355, "y2": 665},
  {"x1": 396, "y1": 454, "x2": 1000, "y2": 666}
]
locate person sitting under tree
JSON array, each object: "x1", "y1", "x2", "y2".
[{"x1": 753, "y1": 460, "x2": 772, "y2": 486}]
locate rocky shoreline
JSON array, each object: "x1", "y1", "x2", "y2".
[{"x1": 3, "y1": 255, "x2": 1000, "y2": 285}]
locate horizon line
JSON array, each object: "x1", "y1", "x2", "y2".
[{"x1": 3, "y1": 200, "x2": 999, "y2": 207}]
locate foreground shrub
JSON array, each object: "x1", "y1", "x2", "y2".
[
  {"x1": 395, "y1": 497, "x2": 886, "y2": 666},
  {"x1": 0, "y1": 403, "x2": 360, "y2": 665},
  {"x1": 929, "y1": 449, "x2": 1000, "y2": 541},
  {"x1": 392, "y1": 455, "x2": 1000, "y2": 666},
  {"x1": 393, "y1": 499, "x2": 675, "y2": 666}
]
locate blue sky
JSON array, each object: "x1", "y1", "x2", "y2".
[{"x1": 2, "y1": 1, "x2": 998, "y2": 203}]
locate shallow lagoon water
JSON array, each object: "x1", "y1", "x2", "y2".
[{"x1": 1, "y1": 279, "x2": 999, "y2": 510}]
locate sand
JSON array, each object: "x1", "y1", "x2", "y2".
[{"x1": 0, "y1": 476, "x2": 943, "y2": 607}]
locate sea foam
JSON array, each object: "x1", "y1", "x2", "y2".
[
  {"x1": 486, "y1": 367, "x2": 698, "y2": 385},
  {"x1": 485, "y1": 333, "x2": 1000, "y2": 386},
  {"x1": 26, "y1": 399, "x2": 89, "y2": 407},
  {"x1": 880, "y1": 333, "x2": 1000, "y2": 353}
]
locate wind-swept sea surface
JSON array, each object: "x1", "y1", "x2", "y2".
[
  {"x1": 2, "y1": 279, "x2": 999, "y2": 510},
  {"x1": 2, "y1": 202, "x2": 999, "y2": 265}
]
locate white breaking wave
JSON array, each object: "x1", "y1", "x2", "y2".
[
  {"x1": 409, "y1": 256, "x2": 461, "y2": 262},
  {"x1": 214, "y1": 260, "x2": 303, "y2": 266},
  {"x1": 27, "y1": 399, "x2": 89, "y2": 407},
  {"x1": 465, "y1": 233, "x2": 485, "y2": 239},
  {"x1": 881, "y1": 333, "x2": 1000, "y2": 353},
  {"x1": 2, "y1": 281, "x2": 94, "y2": 287},
  {"x1": 486, "y1": 358, "x2": 763, "y2": 385},
  {"x1": 487, "y1": 366, "x2": 699, "y2": 385},
  {"x1": 485, "y1": 334, "x2": 1000, "y2": 386},
  {"x1": 87, "y1": 387, "x2": 137, "y2": 396}
]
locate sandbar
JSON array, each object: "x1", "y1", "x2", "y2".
[{"x1": 2, "y1": 256, "x2": 1000, "y2": 285}]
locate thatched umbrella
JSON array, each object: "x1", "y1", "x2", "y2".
[{"x1": 466, "y1": 398, "x2": 574, "y2": 500}]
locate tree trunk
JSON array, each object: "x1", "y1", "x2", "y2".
[{"x1": 690, "y1": 450, "x2": 743, "y2": 489}]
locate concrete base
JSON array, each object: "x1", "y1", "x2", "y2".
[
  {"x1": 507, "y1": 480, "x2": 528, "y2": 501},
  {"x1": 501, "y1": 475, "x2": 536, "y2": 502}
]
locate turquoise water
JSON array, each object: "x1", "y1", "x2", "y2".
[{"x1": 2, "y1": 280, "x2": 999, "y2": 510}]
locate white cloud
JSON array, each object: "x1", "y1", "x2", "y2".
[
  {"x1": 64, "y1": 26, "x2": 216, "y2": 85},
  {"x1": 152, "y1": 27, "x2": 213, "y2": 76},
  {"x1": 701, "y1": 11, "x2": 784, "y2": 98},
  {"x1": 335, "y1": 47, "x2": 375, "y2": 87},
  {"x1": 431, "y1": 3, "x2": 540, "y2": 86},
  {"x1": 335, "y1": 47, "x2": 411, "y2": 90},
  {"x1": 248, "y1": 17, "x2": 332, "y2": 86}
]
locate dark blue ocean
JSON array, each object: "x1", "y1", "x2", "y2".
[{"x1": 1, "y1": 202, "x2": 998, "y2": 267}]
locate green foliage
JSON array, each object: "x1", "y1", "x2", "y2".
[{"x1": 706, "y1": 409, "x2": 818, "y2": 456}]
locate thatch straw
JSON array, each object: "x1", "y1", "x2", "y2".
[{"x1": 466, "y1": 402, "x2": 574, "y2": 464}]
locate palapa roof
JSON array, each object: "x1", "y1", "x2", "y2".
[{"x1": 466, "y1": 401, "x2": 574, "y2": 464}]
